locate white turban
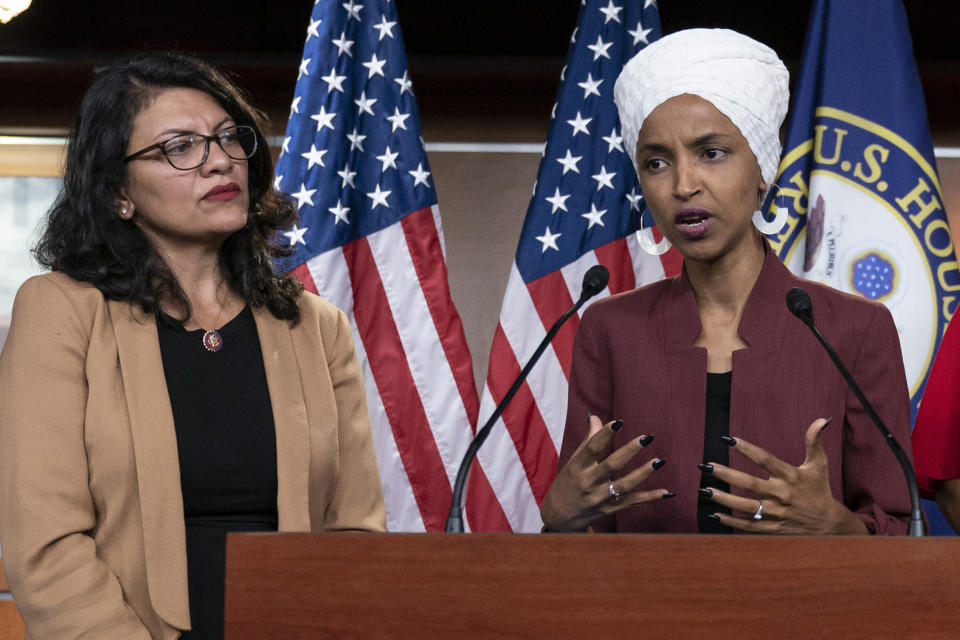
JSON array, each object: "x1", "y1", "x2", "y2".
[{"x1": 614, "y1": 28, "x2": 789, "y2": 186}]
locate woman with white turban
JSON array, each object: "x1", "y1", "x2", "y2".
[{"x1": 540, "y1": 29, "x2": 914, "y2": 535}]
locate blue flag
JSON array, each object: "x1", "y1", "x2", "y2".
[
  {"x1": 770, "y1": 0, "x2": 958, "y2": 534},
  {"x1": 772, "y1": 0, "x2": 957, "y2": 420}
]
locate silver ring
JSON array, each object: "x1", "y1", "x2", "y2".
[
  {"x1": 752, "y1": 500, "x2": 764, "y2": 520},
  {"x1": 608, "y1": 482, "x2": 621, "y2": 501}
]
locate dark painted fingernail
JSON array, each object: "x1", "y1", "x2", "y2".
[
  {"x1": 698, "y1": 462, "x2": 714, "y2": 473},
  {"x1": 639, "y1": 434, "x2": 654, "y2": 447},
  {"x1": 705, "y1": 514, "x2": 721, "y2": 522},
  {"x1": 698, "y1": 487, "x2": 713, "y2": 497},
  {"x1": 662, "y1": 491, "x2": 676, "y2": 499},
  {"x1": 611, "y1": 419, "x2": 623, "y2": 432},
  {"x1": 652, "y1": 458, "x2": 666, "y2": 470},
  {"x1": 822, "y1": 416, "x2": 833, "y2": 428},
  {"x1": 721, "y1": 435, "x2": 737, "y2": 446}
]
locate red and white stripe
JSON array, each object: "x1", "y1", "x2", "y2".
[
  {"x1": 293, "y1": 205, "x2": 487, "y2": 532},
  {"x1": 468, "y1": 233, "x2": 681, "y2": 532}
]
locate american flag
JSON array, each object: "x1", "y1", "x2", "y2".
[
  {"x1": 467, "y1": 0, "x2": 681, "y2": 532},
  {"x1": 274, "y1": 0, "x2": 484, "y2": 532}
]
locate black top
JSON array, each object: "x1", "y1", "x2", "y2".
[
  {"x1": 698, "y1": 371, "x2": 733, "y2": 534},
  {"x1": 157, "y1": 306, "x2": 279, "y2": 639}
]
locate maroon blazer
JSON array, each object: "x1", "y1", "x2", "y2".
[{"x1": 559, "y1": 249, "x2": 913, "y2": 535}]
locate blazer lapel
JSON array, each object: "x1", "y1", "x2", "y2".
[
  {"x1": 661, "y1": 270, "x2": 709, "y2": 431},
  {"x1": 661, "y1": 273, "x2": 711, "y2": 506},
  {"x1": 252, "y1": 307, "x2": 312, "y2": 532},
  {"x1": 108, "y1": 301, "x2": 190, "y2": 629},
  {"x1": 729, "y1": 250, "x2": 796, "y2": 486}
]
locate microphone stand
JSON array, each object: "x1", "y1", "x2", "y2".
[
  {"x1": 445, "y1": 267, "x2": 608, "y2": 532},
  {"x1": 788, "y1": 288, "x2": 924, "y2": 537}
]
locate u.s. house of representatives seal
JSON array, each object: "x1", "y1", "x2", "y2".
[{"x1": 770, "y1": 107, "x2": 959, "y2": 408}]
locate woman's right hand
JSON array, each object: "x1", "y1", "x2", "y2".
[{"x1": 540, "y1": 414, "x2": 672, "y2": 532}]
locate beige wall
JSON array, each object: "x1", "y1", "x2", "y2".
[
  {"x1": 431, "y1": 151, "x2": 537, "y2": 392},
  {"x1": 1, "y1": 144, "x2": 959, "y2": 394},
  {"x1": 939, "y1": 157, "x2": 960, "y2": 243}
]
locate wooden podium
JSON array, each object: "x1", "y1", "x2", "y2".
[{"x1": 225, "y1": 533, "x2": 960, "y2": 638}]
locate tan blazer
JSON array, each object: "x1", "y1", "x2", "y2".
[{"x1": 0, "y1": 272, "x2": 386, "y2": 639}]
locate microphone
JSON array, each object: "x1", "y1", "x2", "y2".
[
  {"x1": 445, "y1": 265, "x2": 610, "y2": 532},
  {"x1": 785, "y1": 287, "x2": 813, "y2": 324},
  {"x1": 786, "y1": 287, "x2": 924, "y2": 536},
  {"x1": 580, "y1": 264, "x2": 610, "y2": 300}
]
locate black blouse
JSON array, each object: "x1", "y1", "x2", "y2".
[
  {"x1": 698, "y1": 371, "x2": 734, "y2": 534},
  {"x1": 157, "y1": 306, "x2": 279, "y2": 639}
]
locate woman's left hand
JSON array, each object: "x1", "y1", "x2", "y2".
[{"x1": 702, "y1": 418, "x2": 868, "y2": 535}]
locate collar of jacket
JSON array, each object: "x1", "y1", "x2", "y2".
[
  {"x1": 107, "y1": 301, "x2": 311, "y2": 629},
  {"x1": 661, "y1": 241, "x2": 794, "y2": 348}
]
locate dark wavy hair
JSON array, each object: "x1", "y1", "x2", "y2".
[{"x1": 34, "y1": 51, "x2": 303, "y2": 322}]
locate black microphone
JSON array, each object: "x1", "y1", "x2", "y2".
[
  {"x1": 786, "y1": 287, "x2": 924, "y2": 536},
  {"x1": 785, "y1": 287, "x2": 813, "y2": 324},
  {"x1": 445, "y1": 265, "x2": 610, "y2": 532},
  {"x1": 580, "y1": 264, "x2": 610, "y2": 299}
]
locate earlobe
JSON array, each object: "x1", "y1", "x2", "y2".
[
  {"x1": 114, "y1": 186, "x2": 134, "y2": 219},
  {"x1": 116, "y1": 200, "x2": 134, "y2": 220}
]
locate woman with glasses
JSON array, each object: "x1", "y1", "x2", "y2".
[{"x1": 0, "y1": 52, "x2": 385, "y2": 639}]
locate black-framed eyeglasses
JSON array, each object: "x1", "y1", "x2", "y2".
[{"x1": 123, "y1": 124, "x2": 258, "y2": 170}]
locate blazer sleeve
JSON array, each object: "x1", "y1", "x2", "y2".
[
  {"x1": 0, "y1": 277, "x2": 152, "y2": 638},
  {"x1": 841, "y1": 303, "x2": 913, "y2": 535},
  {"x1": 318, "y1": 308, "x2": 386, "y2": 532}
]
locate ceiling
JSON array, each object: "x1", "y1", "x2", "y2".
[{"x1": 0, "y1": 1, "x2": 957, "y2": 142}]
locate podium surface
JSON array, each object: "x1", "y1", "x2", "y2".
[{"x1": 225, "y1": 533, "x2": 960, "y2": 638}]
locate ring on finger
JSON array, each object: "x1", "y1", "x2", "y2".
[
  {"x1": 752, "y1": 500, "x2": 764, "y2": 521},
  {"x1": 608, "y1": 481, "x2": 621, "y2": 501}
]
